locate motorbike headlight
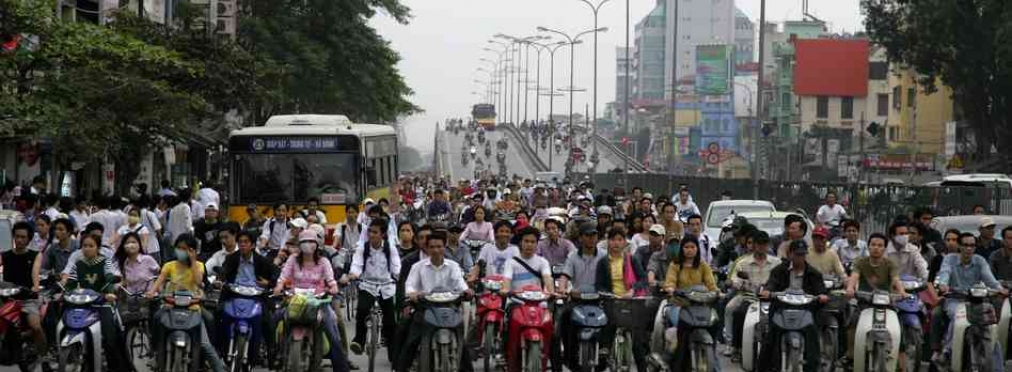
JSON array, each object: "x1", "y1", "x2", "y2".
[
  {"x1": 519, "y1": 291, "x2": 548, "y2": 302},
  {"x1": 902, "y1": 281, "x2": 923, "y2": 291},
  {"x1": 777, "y1": 294, "x2": 814, "y2": 306},
  {"x1": 230, "y1": 285, "x2": 261, "y2": 297},
  {"x1": 66, "y1": 293, "x2": 99, "y2": 305},
  {"x1": 971, "y1": 287, "x2": 989, "y2": 298},
  {"x1": 483, "y1": 280, "x2": 502, "y2": 292},
  {"x1": 686, "y1": 291, "x2": 717, "y2": 304},
  {"x1": 424, "y1": 292, "x2": 460, "y2": 303},
  {"x1": 823, "y1": 280, "x2": 835, "y2": 289},
  {"x1": 872, "y1": 293, "x2": 891, "y2": 306},
  {"x1": 0, "y1": 287, "x2": 21, "y2": 297},
  {"x1": 874, "y1": 310, "x2": 886, "y2": 323},
  {"x1": 174, "y1": 296, "x2": 193, "y2": 307}
]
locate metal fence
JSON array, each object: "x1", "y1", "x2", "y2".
[{"x1": 578, "y1": 172, "x2": 1012, "y2": 236}]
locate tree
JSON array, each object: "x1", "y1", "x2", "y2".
[
  {"x1": 863, "y1": 0, "x2": 1012, "y2": 159},
  {"x1": 239, "y1": 0, "x2": 420, "y2": 123}
]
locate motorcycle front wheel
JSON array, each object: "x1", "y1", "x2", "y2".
[
  {"x1": 690, "y1": 343, "x2": 711, "y2": 372},
  {"x1": 229, "y1": 333, "x2": 248, "y2": 372},
  {"x1": 523, "y1": 341, "x2": 542, "y2": 372},
  {"x1": 903, "y1": 326, "x2": 922, "y2": 372},
  {"x1": 820, "y1": 326, "x2": 837, "y2": 372},
  {"x1": 285, "y1": 339, "x2": 306, "y2": 372},
  {"x1": 58, "y1": 343, "x2": 87, "y2": 372},
  {"x1": 483, "y1": 324, "x2": 496, "y2": 372},
  {"x1": 579, "y1": 340, "x2": 597, "y2": 372},
  {"x1": 970, "y1": 336, "x2": 992, "y2": 372}
]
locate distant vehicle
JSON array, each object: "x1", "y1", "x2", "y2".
[
  {"x1": 535, "y1": 171, "x2": 564, "y2": 185},
  {"x1": 733, "y1": 210, "x2": 814, "y2": 243},
  {"x1": 931, "y1": 215, "x2": 1012, "y2": 237},
  {"x1": 703, "y1": 200, "x2": 776, "y2": 241},
  {"x1": 937, "y1": 174, "x2": 1012, "y2": 215},
  {"x1": 472, "y1": 104, "x2": 496, "y2": 131}
]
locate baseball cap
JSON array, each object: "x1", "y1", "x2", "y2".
[
  {"x1": 597, "y1": 206, "x2": 613, "y2": 216},
  {"x1": 812, "y1": 225, "x2": 830, "y2": 238},
  {"x1": 981, "y1": 217, "x2": 997, "y2": 229},
  {"x1": 579, "y1": 224, "x2": 598, "y2": 236},
  {"x1": 648, "y1": 224, "x2": 666, "y2": 236},
  {"x1": 789, "y1": 240, "x2": 809, "y2": 255},
  {"x1": 298, "y1": 230, "x2": 319, "y2": 243},
  {"x1": 289, "y1": 218, "x2": 308, "y2": 229}
]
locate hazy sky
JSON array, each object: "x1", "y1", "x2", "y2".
[{"x1": 371, "y1": 0, "x2": 865, "y2": 151}]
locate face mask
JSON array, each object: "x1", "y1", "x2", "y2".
[
  {"x1": 128, "y1": 216, "x2": 141, "y2": 225},
  {"x1": 667, "y1": 244, "x2": 680, "y2": 257},
  {"x1": 175, "y1": 249, "x2": 190, "y2": 263},
  {"x1": 300, "y1": 242, "x2": 317, "y2": 255},
  {"x1": 894, "y1": 235, "x2": 909, "y2": 246},
  {"x1": 125, "y1": 242, "x2": 140, "y2": 254}
]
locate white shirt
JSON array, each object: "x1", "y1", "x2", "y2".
[
  {"x1": 62, "y1": 247, "x2": 117, "y2": 278},
  {"x1": 350, "y1": 242, "x2": 402, "y2": 299},
  {"x1": 816, "y1": 204, "x2": 847, "y2": 226},
  {"x1": 141, "y1": 209, "x2": 162, "y2": 253},
  {"x1": 205, "y1": 248, "x2": 236, "y2": 276},
  {"x1": 44, "y1": 207, "x2": 60, "y2": 221},
  {"x1": 258, "y1": 218, "x2": 290, "y2": 251},
  {"x1": 674, "y1": 200, "x2": 700, "y2": 220},
  {"x1": 29, "y1": 233, "x2": 49, "y2": 252},
  {"x1": 303, "y1": 210, "x2": 328, "y2": 225},
  {"x1": 69, "y1": 210, "x2": 90, "y2": 232},
  {"x1": 404, "y1": 258, "x2": 469, "y2": 296},
  {"x1": 502, "y1": 254, "x2": 551, "y2": 290},
  {"x1": 89, "y1": 209, "x2": 121, "y2": 247},
  {"x1": 476, "y1": 243, "x2": 520, "y2": 276},
  {"x1": 166, "y1": 203, "x2": 193, "y2": 241},
  {"x1": 116, "y1": 224, "x2": 150, "y2": 246}
]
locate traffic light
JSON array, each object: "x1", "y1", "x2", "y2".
[{"x1": 866, "y1": 122, "x2": 880, "y2": 137}]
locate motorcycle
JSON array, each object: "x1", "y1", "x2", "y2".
[
  {"x1": 770, "y1": 289, "x2": 818, "y2": 372},
  {"x1": 506, "y1": 287, "x2": 554, "y2": 372},
  {"x1": 416, "y1": 291, "x2": 465, "y2": 372},
  {"x1": 464, "y1": 240, "x2": 486, "y2": 263},
  {"x1": 852, "y1": 290, "x2": 902, "y2": 372},
  {"x1": 738, "y1": 278, "x2": 770, "y2": 372},
  {"x1": 463, "y1": 155, "x2": 469, "y2": 166},
  {"x1": 998, "y1": 280, "x2": 1012, "y2": 369},
  {"x1": 485, "y1": 147, "x2": 492, "y2": 158},
  {"x1": 0, "y1": 283, "x2": 44, "y2": 372},
  {"x1": 664, "y1": 287, "x2": 720, "y2": 372},
  {"x1": 894, "y1": 276, "x2": 927, "y2": 372},
  {"x1": 221, "y1": 283, "x2": 267, "y2": 372},
  {"x1": 568, "y1": 286, "x2": 607, "y2": 372},
  {"x1": 156, "y1": 290, "x2": 208, "y2": 372},
  {"x1": 940, "y1": 283, "x2": 1002, "y2": 372},
  {"x1": 819, "y1": 275, "x2": 847, "y2": 372},
  {"x1": 497, "y1": 152, "x2": 506, "y2": 164},
  {"x1": 56, "y1": 278, "x2": 120, "y2": 372},
  {"x1": 278, "y1": 288, "x2": 332, "y2": 372},
  {"x1": 474, "y1": 261, "x2": 507, "y2": 372}
]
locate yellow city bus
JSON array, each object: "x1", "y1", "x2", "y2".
[
  {"x1": 472, "y1": 103, "x2": 496, "y2": 130},
  {"x1": 227, "y1": 115, "x2": 398, "y2": 230}
]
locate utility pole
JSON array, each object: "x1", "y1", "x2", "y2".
[{"x1": 753, "y1": 0, "x2": 767, "y2": 199}]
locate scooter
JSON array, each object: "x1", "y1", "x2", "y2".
[
  {"x1": 569, "y1": 286, "x2": 607, "y2": 372},
  {"x1": 56, "y1": 279, "x2": 119, "y2": 372},
  {"x1": 665, "y1": 287, "x2": 720, "y2": 372},
  {"x1": 894, "y1": 276, "x2": 927, "y2": 372},
  {"x1": 739, "y1": 280, "x2": 770, "y2": 372},
  {"x1": 278, "y1": 288, "x2": 332, "y2": 372},
  {"x1": 416, "y1": 291, "x2": 465, "y2": 372},
  {"x1": 221, "y1": 283, "x2": 266, "y2": 372},
  {"x1": 940, "y1": 283, "x2": 1002, "y2": 372},
  {"x1": 0, "y1": 283, "x2": 44, "y2": 372},
  {"x1": 820, "y1": 275, "x2": 847, "y2": 372},
  {"x1": 506, "y1": 286, "x2": 553, "y2": 372},
  {"x1": 157, "y1": 290, "x2": 207, "y2": 372},
  {"x1": 465, "y1": 240, "x2": 487, "y2": 264},
  {"x1": 998, "y1": 280, "x2": 1012, "y2": 370},
  {"x1": 770, "y1": 289, "x2": 818, "y2": 372},
  {"x1": 474, "y1": 261, "x2": 507, "y2": 372},
  {"x1": 852, "y1": 290, "x2": 902, "y2": 372}
]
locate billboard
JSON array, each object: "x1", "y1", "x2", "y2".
[{"x1": 696, "y1": 45, "x2": 732, "y2": 95}]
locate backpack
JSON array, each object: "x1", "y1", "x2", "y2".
[{"x1": 362, "y1": 238, "x2": 394, "y2": 279}]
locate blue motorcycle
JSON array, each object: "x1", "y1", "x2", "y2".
[
  {"x1": 894, "y1": 276, "x2": 926, "y2": 372},
  {"x1": 56, "y1": 287, "x2": 110, "y2": 372},
  {"x1": 221, "y1": 284, "x2": 266, "y2": 372}
]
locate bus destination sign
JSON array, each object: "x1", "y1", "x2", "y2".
[{"x1": 232, "y1": 136, "x2": 358, "y2": 153}]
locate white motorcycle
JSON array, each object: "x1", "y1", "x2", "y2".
[
  {"x1": 997, "y1": 280, "x2": 1012, "y2": 371},
  {"x1": 739, "y1": 279, "x2": 769, "y2": 372},
  {"x1": 940, "y1": 283, "x2": 1002, "y2": 372},
  {"x1": 852, "y1": 290, "x2": 902, "y2": 372}
]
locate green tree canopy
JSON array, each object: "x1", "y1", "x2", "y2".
[{"x1": 863, "y1": 0, "x2": 1012, "y2": 159}]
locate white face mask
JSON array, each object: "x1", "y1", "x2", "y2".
[
  {"x1": 300, "y1": 242, "x2": 317, "y2": 255},
  {"x1": 125, "y1": 242, "x2": 140, "y2": 254},
  {"x1": 893, "y1": 235, "x2": 909, "y2": 247}
]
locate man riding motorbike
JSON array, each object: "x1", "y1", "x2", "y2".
[
  {"x1": 757, "y1": 240, "x2": 828, "y2": 372},
  {"x1": 556, "y1": 224, "x2": 607, "y2": 370},
  {"x1": 843, "y1": 233, "x2": 906, "y2": 363},
  {"x1": 725, "y1": 230, "x2": 781, "y2": 361},
  {"x1": 217, "y1": 230, "x2": 275, "y2": 365}
]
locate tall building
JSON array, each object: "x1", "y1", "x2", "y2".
[
  {"x1": 734, "y1": 8, "x2": 755, "y2": 68},
  {"x1": 887, "y1": 69, "x2": 957, "y2": 155},
  {"x1": 664, "y1": 0, "x2": 735, "y2": 98},
  {"x1": 633, "y1": 2, "x2": 667, "y2": 104}
]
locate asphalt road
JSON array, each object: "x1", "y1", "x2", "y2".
[{"x1": 440, "y1": 128, "x2": 536, "y2": 181}]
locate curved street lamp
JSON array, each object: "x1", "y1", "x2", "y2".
[{"x1": 536, "y1": 26, "x2": 607, "y2": 152}]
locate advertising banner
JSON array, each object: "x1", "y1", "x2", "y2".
[{"x1": 696, "y1": 45, "x2": 732, "y2": 95}]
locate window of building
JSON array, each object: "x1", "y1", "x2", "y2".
[
  {"x1": 877, "y1": 94, "x2": 889, "y2": 116},
  {"x1": 869, "y1": 62, "x2": 888, "y2": 80},
  {"x1": 841, "y1": 97, "x2": 854, "y2": 119},
  {"x1": 907, "y1": 87, "x2": 916, "y2": 107},
  {"x1": 888, "y1": 126, "x2": 898, "y2": 142},
  {"x1": 816, "y1": 96, "x2": 829, "y2": 118},
  {"x1": 892, "y1": 86, "x2": 901, "y2": 109}
]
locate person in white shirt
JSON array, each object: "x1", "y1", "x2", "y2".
[
  {"x1": 166, "y1": 193, "x2": 194, "y2": 245},
  {"x1": 302, "y1": 197, "x2": 328, "y2": 225},
  {"x1": 68, "y1": 197, "x2": 91, "y2": 233},
  {"x1": 205, "y1": 223, "x2": 239, "y2": 276},
  {"x1": 831, "y1": 219, "x2": 867, "y2": 267},
  {"x1": 257, "y1": 203, "x2": 291, "y2": 254},
  {"x1": 114, "y1": 208, "x2": 151, "y2": 253},
  {"x1": 30, "y1": 215, "x2": 53, "y2": 252},
  {"x1": 685, "y1": 214, "x2": 714, "y2": 265},
  {"x1": 501, "y1": 226, "x2": 554, "y2": 294},
  {"x1": 471, "y1": 221, "x2": 521, "y2": 278},
  {"x1": 42, "y1": 194, "x2": 60, "y2": 221},
  {"x1": 673, "y1": 189, "x2": 700, "y2": 221},
  {"x1": 89, "y1": 196, "x2": 122, "y2": 248},
  {"x1": 398, "y1": 230, "x2": 473, "y2": 372},
  {"x1": 815, "y1": 191, "x2": 847, "y2": 228},
  {"x1": 344, "y1": 219, "x2": 401, "y2": 359}
]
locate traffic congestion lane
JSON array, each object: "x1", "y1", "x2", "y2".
[
  {"x1": 442, "y1": 128, "x2": 536, "y2": 180},
  {"x1": 518, "y1": 131, "x2": 618, "y2": 173}
]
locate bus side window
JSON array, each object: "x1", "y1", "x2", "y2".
[{"x1": 367, "y1": 158, "x2": 378, "y2": 188}]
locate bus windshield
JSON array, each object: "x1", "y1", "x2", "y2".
[{"x1": 233, "y1": 153, "x2": 360, "y2": 204}]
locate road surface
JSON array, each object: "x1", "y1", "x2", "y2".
[{"x1": 439, "y1": 128, "x2": 538, "y2": 180}]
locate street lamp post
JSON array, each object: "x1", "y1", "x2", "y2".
[
  {"x1": 484, "y1": 46, "x2": 508, "y2": 122},
  {"x1": 574, "y1": 0, "x2": 612, "y2": 155},
  {"x1": 537, "y1": 26, "x2": 607, "y2": 154},
  {"x1": 537, "y1": 41, "x2": 573, "y2": 170}
]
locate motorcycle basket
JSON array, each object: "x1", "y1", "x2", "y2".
[
  {"x1": 120, "y1": 296, "x2": 151, "y2": 324},
  {"x1": 286, "y1": 295, "x2": 322, "y2": 325},
  {"x1": 604, "y1": 298, "x2": 652, "y2": 330},
  {"x1": 967, "y1": 302, "x2": 997, "y2": 326}
]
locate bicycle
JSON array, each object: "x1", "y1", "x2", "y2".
[
  {"x1": 119, "y1": 281, "x2": 154, "y2": 372},
  {"x1": 602, "y1": 294, "x2": 655, "y2": 372},
  {"x1": 343, "y1": 280, "x2": 359, "y2": 320},
  {"x1": 356, "y1": 279, "x2": 395, "y2": 372}
]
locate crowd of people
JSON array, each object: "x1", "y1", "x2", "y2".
[{"x1": 1, "y1": 170, "x2": 1011, "y2": 372}]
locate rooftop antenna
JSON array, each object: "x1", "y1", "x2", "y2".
[{"x1": 802, "y1": 0, "x2": 825, "y2": 24}]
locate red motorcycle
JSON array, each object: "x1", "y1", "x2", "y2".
[
  {"x1": 0, "y1": 283, "x2": 46, "y2": 372},
  {"x1": 506, "y1": 286, "x2": 553, "y2": 372},
  {"x1": 474, "y1": 265, "x2": 507, "y2": 372}
]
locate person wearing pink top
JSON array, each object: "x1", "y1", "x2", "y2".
[
  {"x1": 461, "y1": 205, "x2": 495, "y2": 243},
  {"x1": 272, "y1": 231, "x2": 349, "y2": 372}
]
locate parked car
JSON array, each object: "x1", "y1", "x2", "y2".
[{"x1": 703, "y1": 200, "x2": 776, "y2": 241}]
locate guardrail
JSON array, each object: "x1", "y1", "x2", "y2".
[
  {"x1": 501, "y1": 124, "x2": 549, "y2": 172},
  {"x1": 592, "y1": 134, "x2": 648, "y2": 172}
]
